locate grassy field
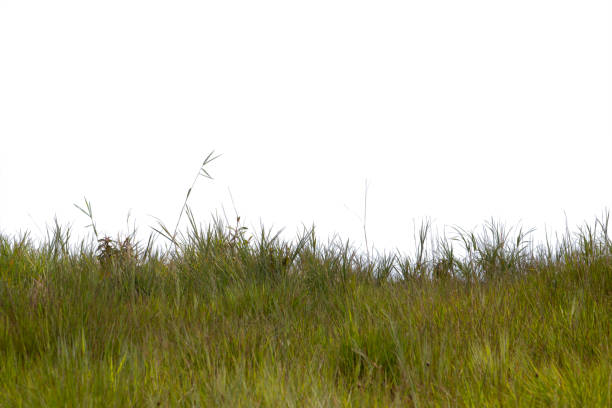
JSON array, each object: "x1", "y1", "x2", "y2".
[
  {"x1": 1, "y1": 158, "x2": 610, "y2": 406},
  {"x1": 0, "y1": 209, "x2": 610, "y2": 407}
]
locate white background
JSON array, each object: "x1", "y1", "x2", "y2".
[{"x1": 1, "y1": 1, "x2": 610, "y2": 255}]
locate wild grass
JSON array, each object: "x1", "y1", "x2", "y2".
[{"x1": 0, "y1": 156, "x2": 610, "y2": 406}]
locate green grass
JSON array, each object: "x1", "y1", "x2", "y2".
[
  {"x1": 0, "y1": 156, "x2": 610, "y2": 406},
  {"x1": 1, "y1": 212, "x2": 609, "y2": 407}
]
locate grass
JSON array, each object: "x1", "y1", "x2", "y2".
[{"x1": 0, "y1": 155, "x2": 610, "y2": 407}]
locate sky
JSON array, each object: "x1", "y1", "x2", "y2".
[{"x1": 1, "y1": 0, "x2": 610, "y2": 256}]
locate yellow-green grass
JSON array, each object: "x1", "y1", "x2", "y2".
[
  {"x1": 1, "y1": 152, "x2": 610, "y2": 406},
  {"x1": 0, "y1": 208, "x2": 610, "y2": 407}
]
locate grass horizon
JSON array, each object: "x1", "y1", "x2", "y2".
[
  {"x1": 1, "y1": 154, "x2": 610, "y2": 406},
  {"x1": 1, "y1": 205, "x2": 610, "y2": 406}
]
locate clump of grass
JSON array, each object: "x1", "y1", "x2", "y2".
[{"x1": 0, "y1": 153, "x2": 610, "y2": 407}]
